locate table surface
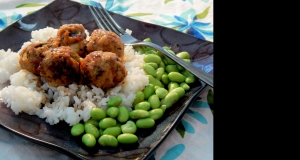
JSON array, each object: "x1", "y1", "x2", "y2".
[{"x1": 0, "y1": 0, "x2": 213, "y2": 159}]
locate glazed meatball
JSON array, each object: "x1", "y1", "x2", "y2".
[
  {"x1": 86, "y1": 29, "x2": 124, "y2": 59},
  {"x1": 19, "y1": 42, "x2": 52, "y2": 75},
  {"x1": 56, "y1": 24, "x2": 88, "y2": 57},
  {"x1": 39, "y1": 46, "x2": 80, "y2": 87},
  {"x1": 80, "y1": 51, "x2": 127, "y2": 89}
]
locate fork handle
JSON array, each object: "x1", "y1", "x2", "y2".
[{"x1": 131, "y1": 42, "x2": 214, "y2": 87}]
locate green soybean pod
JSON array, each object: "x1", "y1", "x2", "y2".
[
  {"x1": 148, "y1": 94, "x2": 160, "y2": 109},
  {"x1": 161, "y1": 92, "x2": 179, "y2": 108},
  {"x1": 143, "y1": 84, "x2": 155, "y2": 99},
  {"x1": 90, "y1": 108, "x2": 106, "y2": 121},
  {"x1": 180, "y1": 82, "x2": 190, "y2": 90},
  {"x1": 135, "y1": 101, "x2": 151, "y2": 110},
  {"x1": 147, "y1": 62, "x2": 158, "y2": 69},
  {"x1": 107, "y1": 96, "x2": 122, "y2": 107},
  {"x1": 71, "y1": 123, "x2": 84, "y2": 137},
  {"x1": 160, "y1": 105, "x2": 167, "y2": 112},
  {"x1": 154, "y1": 85, "x2": 162, "y2": 90},
  {"x1": 168, "y1": 82, "x2": 179, "y2": 91},
  {"x1": 129, "y1": 109, "x2": 150, "y2": 119},
  {"x1": 155, "y1": 87, "x2": 168, "y2": 99},
  {"x1": 166, "y1": 65, "x2": 180, "y2": 73},
  {"x1": 121, "y1": 120, "x2": 137, "y2": 134},
  {"x1": 169, "y1": 87, "x2": 185, "y2": 98},
  {"x1": 176, "y1": 51, "x2": 190, "y2": 59},
  {"x1": 136, "y1": 118, "x2": 155, "y2": 129},
  {"x1": 84, "y1": 119, "x2": 99, "y2": 128},
  {"x1": 161, "y1": 73, "x2": 170, "y2": 85},
  {"x1": 98, "y1": 135, "x2": 118, "y2": 147},
  {"x1": 106, "y1": 106, "x2": 119, "y2": 118},
  {"x1": 182, "y1": 70, "x2": 193, "y2": 77},
  {"x1": 133, "y1": 91, "x2": 144, "y2": 106},
  {"x1": 135, "y1": 46, "x2": 146, "y2": 54},
  {"x1": 103, "y1": 126, "x2": 122, "y2": 137},
  {"x1": 143, "y1": 63, "x2": 157, "y2": 77},
  {"x1": 117, "y1": 106, "x2": 129, "y2": 123},
  {"x1": 149, "y1": 108, "x2": 164, "y2": 120},
  {"x1": 117, "y1": 133, "x2": 138, "y2": 144},
  {"x1": 99, "y1": 128, "x2": 104, "y2": 136},
  {"x1": 85, "y1": 123, "x2": 100, "y2": 138},
  {"x1": 162, "y1": 57, "x2": 169, "y2": 65},
  {"x1": 163, "y1": 46, "x2": 171, "y2": 50},
  {"x1": 143, "y1": 37, "x2": 152, "y2": 42},
  {"x1": 176, "y1": 64, "x2": 185, "y2": 71},
  {"x1": 82, "y1": 133, "x2": 96, "y2": 147},
  {"x1": 168, "y1": 72, "x2": 185, "y2": 83},
  {"x1": 99, "y1": 117, "x2": 117, "y2": 129},
  {"x1": 144, "y1": 54, "x2": 162, "y2": 65},
  {"x1": 156, "y1": 67, "x2": 165, "y2": 81}
]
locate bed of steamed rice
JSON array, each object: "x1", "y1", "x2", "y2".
[{"x1": 0, "y1": 27, "x2": 149, "y2": 126}]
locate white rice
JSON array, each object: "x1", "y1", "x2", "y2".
[{"x1": 0, "y1": 27, "x2": 148, "y2": 126}]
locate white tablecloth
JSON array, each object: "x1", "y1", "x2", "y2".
[{"x1": 0, "y1": 0, "x2": 213, "y2": 159}]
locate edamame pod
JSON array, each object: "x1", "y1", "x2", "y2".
[
  {"x1": 143, "y1": 63, "x2": 157, "y2": 77},
  {"x1": 129, "y1": 110, "x2": 150, "y2": 119},
  {"x1": 135, "y1": 101, "x2": 151, "y2": 110},
  {"x1": 159, "y1": 61, "x2": 166, "y2": 68},
  {"x1": 82, "y1": 133, "x2": 96, "y2": 147},
  {"x1": 98, "y1": 135, "x2": 118, "y2": 147},
  {"x1": 168, "y1": 72, "x2": 185, "y2": 83},
  {"x1": 143, "y1": 84, "x2": 155, "y2": 99},
  {"x1": 71, "y1": 123, "x2": 84, "y2": 136},
  {"x1": 133, "y1": 91, "x2": 144, "y2": 106},
  {"x1": 117, "y1": 106, "x2": 129, "y2": 123},
  {"x1": 185, "y1": 75, "x2": 196, "y2": 84},
  {"x1": 149, "y1": 108, "x2": 164, "y2": 120},
  {"x1": 161, "y1": 92, "x2": 179, "y2": 108},
  {"x1": 169, "y1": 87, "x2": 185, "y2": 98},
  {"x1": 121, "y1": 120, "x2": 137, "y2": 134},
  {"x1": 117, "y1": 133, "x2": 138, "y2": 144},
  {"x1": 106, "y1": 106, "x2": 119, "y2": 118},
  {"x1": 99, "y1": 118, "x2": 117, "y2": 129},
  {"x1": 85, "y1": 123, "x2": 100, "y2": 138},
  {"x1": 165, "y1": 57, "x2": 176, "y2": 65},
  {"x1": 144, "y1": 54, "x2": 162, "y2": 64},
  {"x1": 103, "y1": 126, "x2": 122, "y2": 137},
  {"x1": 155, "y1": 87, "x2": 168, "y2": 99},
  {"x1": 136, "y1": 118, "x2": 155, "y2": 128},
  {"x1": 148, "y1": 95, "x2": 160, "y2": 109},
  {"x1": 107, "y1": 96, "x2": 122, "y2": 107}
]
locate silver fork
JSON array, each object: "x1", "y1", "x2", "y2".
[{"x1": 88, "y1": 4, "x2": 213, "y2": 87}]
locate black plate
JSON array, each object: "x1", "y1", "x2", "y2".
[{"x1": 0, "y1": 0, "x2": 213, "y2": 159}]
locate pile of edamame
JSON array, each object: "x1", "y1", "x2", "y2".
[{"x1": 70, "y1": 38, "x2": 196, "y2": 148}]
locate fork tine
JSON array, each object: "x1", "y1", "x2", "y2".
[{"x1": 89, "y1": 3, "x2": 125, "y2": 36}]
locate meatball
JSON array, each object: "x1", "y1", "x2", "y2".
[
  {"x1": 80, "y1": 51, "x2": 127, "y2": 89},
  {"x1": 39, "y1": 46, "x2": 80, "y2": 87},
  {"x1": 86, "y1": 29, "x2": 124, "y2": 59},
  {"x1": 19, "y1": 42, "x2": 52, "y2": 75},
  {"x1": 56, "y1": 24, "x2": 88, "y2": 57}
]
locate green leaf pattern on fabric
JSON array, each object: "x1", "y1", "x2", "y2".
[
  {"x1": 196, "y1": 6, "x2": 210, "y2": 19},
  {"x1": 164, "y1": 0, "x2": 174, "y2": 4},
  {"x1": 16, "y1": 3, "x2": 46, "y2": 8}
]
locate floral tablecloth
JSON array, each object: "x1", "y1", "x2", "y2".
[{"x1": 0, "y1": 0, "x2": 213, "y2": 160}]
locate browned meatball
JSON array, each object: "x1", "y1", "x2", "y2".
[
  {"x1": 56, "y1": 24, "x2": 88, "y2": 57},
  {"x1": 79, "y1": 51, "x2": 127, "y2": 89},
  {"x1": 19, "y1": 42, "x2": 52, "y2": 75},
  {"x1": 39, "y1": 46, "x2": 80, "y2": 87},
  {"x1": 86, "y1": 29, "x2": 124, "y2": 59}
]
